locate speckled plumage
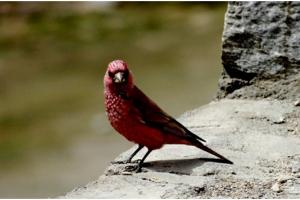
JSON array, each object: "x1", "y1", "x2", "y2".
[
  {"x1": 103, "y1": 60, "x2": 233, "y2": 170},
  {"x1": 104, "y1": 82, "x2": 165, "y2": 149}
]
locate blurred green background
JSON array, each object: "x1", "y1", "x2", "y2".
[{"x1": 0, "y1": 2, "x2": 226, "y2": 198}]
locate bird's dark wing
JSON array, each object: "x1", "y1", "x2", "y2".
[{"x1": 131, "y1": 86, "x2": 206, "y2": 143}]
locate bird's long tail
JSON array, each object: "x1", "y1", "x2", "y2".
[{"x1": 194, "y1": 142, "x2": 233, "y2": 164}]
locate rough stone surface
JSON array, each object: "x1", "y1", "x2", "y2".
[
  {"x1": 218, "y1": 2, "x2": 300, "y2": 100},
  {"x1": 63, "y1": 99, "x2": 300, "y2": 198}
]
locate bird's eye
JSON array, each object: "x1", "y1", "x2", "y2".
[
  {"x1": 124, "y1": 69, "x2": 129, "y2": 78},
  {"x1": 108, "y1": 71, "x2": 114, "y2": 78}
]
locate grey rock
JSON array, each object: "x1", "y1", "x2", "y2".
[
  {"x1": 271, "y1": 182, "x2": 282, "y2": 193},
  {"x1": 63, "y1": 100, "x2": 300, "y2": 198},
  {"x1": 277, "y1": 175, "x2": 292, "y2": 184},
  {"x1": 291, "y1": 161, "x2": 300, "y2": 173},
  {"x1": 272, "y1": 116, "x2": 285, "y2": 124},
  {"x1": 218, "y1": 2, "x2": 300, "y2": 100}
]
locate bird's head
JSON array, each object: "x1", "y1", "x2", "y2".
[{"x1": 104, "y1": 60, "x2": 134, "y2": 93}]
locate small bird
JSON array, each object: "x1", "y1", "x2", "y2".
[{"x1": 104, "y1": 60, "x2": 233, "y2": 172}]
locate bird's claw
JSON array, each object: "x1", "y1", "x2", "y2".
[
  {"x1": 111, "y1": 159, "x2": 143, "y2": 165},
  {"x1": 111, "y1": 160, "x2": 128, "y2": 164},
  {"x1": 123, "y1": 164, "x2": 146, "y2": 173},
  {"x1": 112, "y1": 159, "x2": 149, "y2": 173},
  {"x1": 135, "y1": 166, "x2": 142, "y2": 173},
  {"x1": 131, "y1": 159, "x2": 141, "y2": 164},
  {"x1": 124, "y1": 165, "x2": 138, "y2": 172}
]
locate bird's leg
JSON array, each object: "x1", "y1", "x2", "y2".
[
  {"x1": 111, "y1": 144, "x2": 144, "y2": 164},
  {"x1": 136, "y1": 149, "x2": 152, "y2": 173},
  {"x1": 126, "y1": 144, "x2": 144, "y2": 163}
]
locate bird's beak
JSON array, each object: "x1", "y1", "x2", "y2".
[{"x1": 113, "y1": 72, "x2": 125, "y2": 83}]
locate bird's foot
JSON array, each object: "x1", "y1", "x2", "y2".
[
  {"x1": 123, "y1": 163, "x2": 148, "y2": 173},
  {"x1": 133, "y1": 164, "x2": 144, "y2": 173},
  {"x1": 124, "y1": 165, "x2": 138, "y2": 172},
  {"x1": 134, "y1": 163, "x2": 152, "y2": 172},
  {"x1": 136, "y1": 166, "x2": 142, "y2": 173},
  {"x1": 112, "y1": 160, "x2": 151, "y2": 173},
  {"x1": 111, "y1": 160, "x2": 129, "y2": 164},
  {"x1": 131, "y1": 159, "x2": 141, "y2": 164},
  {"x1": 112, "y1": 158, "x2": 142, "y2": 165}
]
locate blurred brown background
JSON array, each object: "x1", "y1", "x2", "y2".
[{"x1": 0, "y1": 2, "x2": 226, "y2": 198}]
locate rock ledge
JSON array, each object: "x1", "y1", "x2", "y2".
[{"x1": 63, "y1": 99, "x2": 300, "y2": 198}]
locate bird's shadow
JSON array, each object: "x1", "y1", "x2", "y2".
[{"x1": 140, "y1": 157, "x2": 231, "y2": 174}]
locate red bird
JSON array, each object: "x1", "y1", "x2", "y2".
[{"x1": 104, "y1": 60, "x2": 233, "y2": 172}]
